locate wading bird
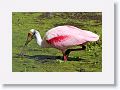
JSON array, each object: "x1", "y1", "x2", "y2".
[{"x1": 24, "y1": 25, "x2": 99, "y2": 61}]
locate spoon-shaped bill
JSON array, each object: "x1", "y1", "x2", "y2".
[
  {"x1": 19, "y1": 32, "x2": 34, "y2": 57},
  {"x1": 24, "y1": 32, "x2": 34, "y2": 46}
]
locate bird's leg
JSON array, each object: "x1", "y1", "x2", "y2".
[
  {"x1": 62, "y1": 51, "x2": 68, "y2": 62},
  {"x1": 65, "y1": 45, "x2": 86, "y2": 58},
  {"x1": 63, "y1": 54, "x2": 68, "y2": 62},
  {"x1": 65, "y1": 49, "x2": 71, "y2": 57},
  {"x1": 62, "y1": 46, "x2": 86, "y2": 61},
  {"x1": 65, "y1": 45, "x2": 86, "y2": 56}
]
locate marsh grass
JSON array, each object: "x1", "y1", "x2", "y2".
[{"x1": 12, "y1": 12, "x2": 102, "y2": 72}]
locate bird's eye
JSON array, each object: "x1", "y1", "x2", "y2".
[{"x1": 33, "y1": 32, "x2": 35, "y2": 36}]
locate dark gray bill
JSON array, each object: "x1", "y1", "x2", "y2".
[{"x1": 19, "y1": 32, "x2": 33, "y2": 57}]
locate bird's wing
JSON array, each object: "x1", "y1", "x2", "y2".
[
  {"x1": 78, "y1": 30, "x2": 99, "y2": 41},
  {"x1": 63, "y1": 25, "x2": 99, "y2": 41},
  {"x1": 44, "y1": 25, "x2": 99, "y2": 48},
  {"x1": 46, "y1": 34, "x2": 87, "y2": 48}
]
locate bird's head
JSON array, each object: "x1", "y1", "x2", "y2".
[{"x1": 24, "y1": 29, "x2": 36, "y2": 46}]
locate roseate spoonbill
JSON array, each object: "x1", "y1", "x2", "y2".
[{"x1": 23, "y1": 25, "x2": 99, "y2": 61}]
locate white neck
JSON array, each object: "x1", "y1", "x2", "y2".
[{"x1": 34, "y1": 30, "x2": 43, "y2": 47}]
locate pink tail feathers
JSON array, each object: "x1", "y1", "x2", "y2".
[
  {"x1": 86, "y1": 33, "x2": 99, "y2": 41},
  {"x1": 81, "y1": 30, "x2": 99, "y2": 41},
  {"x1": 86, "y1": 35, "x2": 99, "y2": 41}
]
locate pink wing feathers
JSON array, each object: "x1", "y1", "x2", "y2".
[{"x1": 43, "y1": 25, "x2": 99, "y2": 49}]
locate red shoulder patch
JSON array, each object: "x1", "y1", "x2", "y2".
[{"x1": 46, "y1": 35, "x2": 68, "y2": 44}]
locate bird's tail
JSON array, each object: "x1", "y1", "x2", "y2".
[
  {"x1": 87, "y1": 35, "x2": 99, "y2": 41},
  {"x1": 82, "y1": 30, "x2": 99, "y2": 41}
]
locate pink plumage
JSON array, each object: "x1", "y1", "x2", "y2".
[{"x1": 42, "y1": 25, "x2": 99, "y2": 51}]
